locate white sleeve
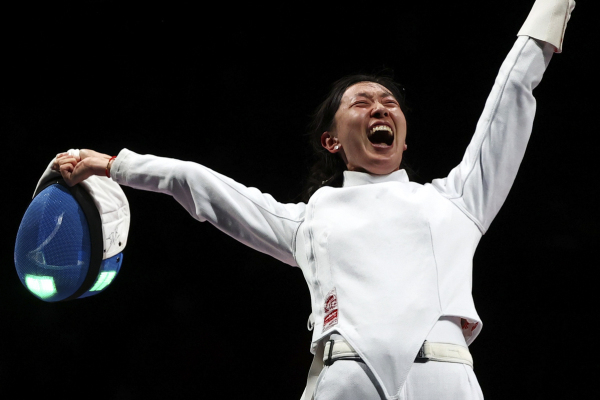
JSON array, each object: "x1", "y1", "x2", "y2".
[
  {"x1": 110, "y1": 149, "x2": 305, "y2": 266},
  {"x1": 430, "y1": 36, "x2": 554, "y2": 233},
  {"x1": 517, "y1": 0, "x2": 575, "y2": 53}
]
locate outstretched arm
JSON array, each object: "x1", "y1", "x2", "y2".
[
  {"x1": 53, "y1": 148, "x2": 306, "y2": 266},
  {"x1": 431, "y1": 0, "x2": 575, "y2": 233}
]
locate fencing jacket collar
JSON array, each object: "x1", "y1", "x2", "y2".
[{"x1": 343, "y1": 169, "x2": 409, "y2": 188}]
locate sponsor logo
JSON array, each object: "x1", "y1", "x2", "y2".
[
  {"x1": 323, "y1": 288, "x2": 339, "y2": 331},
  {"x1": 461, "y1": 318, "x2": 479, "y2": 337}
]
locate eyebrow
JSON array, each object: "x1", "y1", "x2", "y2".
[{"x1": 353, "y1": 91, "x2": 395, "y2": 99}]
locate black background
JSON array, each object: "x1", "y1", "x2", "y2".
[{"x1": 1, "y1": 1, "x2": 596, "y2": 398}]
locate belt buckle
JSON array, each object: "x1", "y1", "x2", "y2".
[{"x1": 415, "y1": 341, "x2": 429, "y2": 363}]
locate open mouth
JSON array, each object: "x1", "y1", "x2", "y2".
[{"x1": 368, "y1": 125, "x2": 394, "y2": 146}]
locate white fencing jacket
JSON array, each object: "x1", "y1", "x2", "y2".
[{"x1": 111, "y1": 36, "x2": 554, "y2": 399}]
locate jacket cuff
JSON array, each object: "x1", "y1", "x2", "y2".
[
  {"x1": 517, "y1": 0, "x2": 575, "y2": 53},
  {"x1": 110, "y1": 148, "x2": 135, "y2": 184}
]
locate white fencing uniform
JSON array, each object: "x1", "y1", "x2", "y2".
[
  {"x1": 108, "y1": 2, "x2": 574, "y2": 398},
  {"x1": 314, "y1": 358, "x2": 483, "y2": 400},
  {"x1": 314, "y1": 319, "x2": 482, "y2": 400}
]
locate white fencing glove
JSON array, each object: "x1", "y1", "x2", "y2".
[{"x1": 518, "y1": 0, "x2": 576, "y2": 53}]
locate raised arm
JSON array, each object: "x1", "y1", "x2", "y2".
[
  {"x1": 430, "y1": 0, "x2": 575, "y2": 233},
  {"x1": 52, "y1": 148, "x2": 306, "y2": 266}
]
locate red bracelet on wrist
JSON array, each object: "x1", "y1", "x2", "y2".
[{"x1": 106, "y1": 156, "x2": 117, "y2": 178}]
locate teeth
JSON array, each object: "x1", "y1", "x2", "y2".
[{"x1": 370, "y1": 125, "x2": 393, "y2": 135}]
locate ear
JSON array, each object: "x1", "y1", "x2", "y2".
[
  {"x1": 404, "y1": 143, "x2": 407, "y2": 151},
  {"x1": 321, "y1": 132, "x2": 341, "y2": 153}
]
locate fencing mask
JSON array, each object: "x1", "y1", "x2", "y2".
[{"x1": 14, "y1": 149, "x2": 130, "y2": 301}]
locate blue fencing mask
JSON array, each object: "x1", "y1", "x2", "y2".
[{"x1": 15, "y1": 149, "x2": 130, "y2": 301}]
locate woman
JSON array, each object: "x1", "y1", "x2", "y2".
[{"x1": 51, "y1": 1, "x2": 575, "y2": 398}]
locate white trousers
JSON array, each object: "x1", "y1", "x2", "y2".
[{"x1": 314, "y1": 359, "x2": 483, "y2": 400}]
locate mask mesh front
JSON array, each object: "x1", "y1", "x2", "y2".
[{"x1": 15, "y1": 184, "x2": 92, "y2": 301}]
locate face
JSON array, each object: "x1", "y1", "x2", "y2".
[{"x1": 322, "y1": 82, "x2": 407, "y2": 175}]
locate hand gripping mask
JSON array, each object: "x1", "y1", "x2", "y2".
[{"x1": 14, "y1": 149, "x2": 130, "y2": 301}]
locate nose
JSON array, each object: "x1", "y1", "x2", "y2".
[{"x1": 371, "y1": 102, "x2": 389, "y2": 118}]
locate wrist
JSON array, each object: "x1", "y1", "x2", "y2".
[
  {"x1": 80, "y1": 156, "x2": 109, "y2": 177},
  {"x1": 106, "y1": 156, "x2": 117, "y2": 178}
]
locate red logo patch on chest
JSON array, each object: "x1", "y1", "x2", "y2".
[{"x1": 323, "y1": 288, "x2": 339, "y2": 332}]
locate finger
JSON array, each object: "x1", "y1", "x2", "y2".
[
  {"x1": 57, "y1": 152, "x2": 81, "y2": 163},
  {"x1": 60, "y1": 163, "x2": 74, "y2": 174},
  {"x1": 58, "y1": 164, "x2": 75, "y2": 186},
  {"x1": 53, "y1": 157, "x2": 74, "y2": 171},
  {"x1": 53, "y1": 153, "x2": 69, "y2": 170},
  {"x1": 69, "y1": 166, "x2": 90, "y2": 186},
  {"x1": 63, "y1": 158, "x2": 98, "y2": 186},
  {"x1": 58, "y1": 156, "x2": 78, "y2": 164}
]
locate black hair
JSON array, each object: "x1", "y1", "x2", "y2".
[{"x1": 301, "y1": 73, "x2": 413, "y2": 202}]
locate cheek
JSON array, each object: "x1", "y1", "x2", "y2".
[
  {"x1": 336, "y1": 127, "x2": 360, "y2": 148},
  {"x1": 343, "y1": 117, "x2": 366, "y2": 143},
  {"x1": 395, "y1": 112, "x2": 407, "y2": 127},
  {"x1": 341, "y1": 131, "x2": 365, "y2": 156}
]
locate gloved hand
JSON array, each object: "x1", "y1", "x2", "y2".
[{"x1": 518, "y1": 0, "x2": 576, "y2": 53}]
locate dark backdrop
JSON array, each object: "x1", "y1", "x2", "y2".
[{"x1": 2, "y1": 1, "x2": 595, "y2": 398}]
